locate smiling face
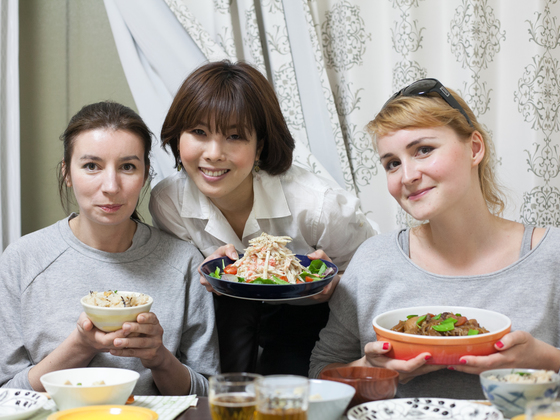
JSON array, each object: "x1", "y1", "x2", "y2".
[
  {"x1": 66, "y1": 129, "x2": 148, "y2": 228},
  {"x1": 377, "y1": 126, "x2": 483, "y2": 221},
  {"x1": 179, "y1": 123, "x2": 259, "y2": 209}
]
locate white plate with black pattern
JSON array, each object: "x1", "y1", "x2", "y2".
[
  {"x1": 0, "y1": 389, "x2": 48, "y2": 420},
  {"x1": 347, "y1": 398, "x2": 503, "y2": 420}
]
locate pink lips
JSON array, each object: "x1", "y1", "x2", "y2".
[
  {"x1": 408, "y1": 187, "x2": 433, "y2": 201},
  {"x1": 99, "y1": 204, "x2": 123, "y2": 213}
]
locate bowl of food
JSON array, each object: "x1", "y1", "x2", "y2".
[
  {"x1": 480, "y1": 369, "x2": 560, "y2": 418},
  {"x1": 308, "y1": 379, "x2": 356, "y2": 420},
  {"x1": 200, "y1": 233, "x2": 338, "y2": 301},
  {"x1": 319, "y1": 366, "x2": 398, "y2": 408},
  {"x1": 372, "y1": 306, "x2": 511, "y2": 365},
  {"x1": 81, "y1": 290, "x2": 153, "y2": 332},
  {"x1": 39, "y1": 367, "x2": 139, "y2": 411}
]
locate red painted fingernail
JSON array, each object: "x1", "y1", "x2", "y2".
[
  {"x1": 382, "y1": 342, "x2": 389, "y2": 350},
  {"x1": 459, "y1": 359, "x2": 467, "y2": 364},
  {"x1": 448, "y1": 366, "x2": 455, "y2": 370},
  {"x1": 425, "y1": 355, "x2": 431, "y2": 360},
  {"x1": 496, "y1": 341, "x2": 504, "y2": 349}
]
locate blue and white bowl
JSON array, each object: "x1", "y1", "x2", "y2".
[{"x1": 480, "y1": 369, "x2": 560, "y2": 419}]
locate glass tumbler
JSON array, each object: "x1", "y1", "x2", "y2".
[
  {"x1": 254, "y1": 375, "x2": 309, "y2": 420},
  {"x1": 209, "y1": 372, "x2": 262, "y2": 420}
]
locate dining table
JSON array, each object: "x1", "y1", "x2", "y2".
[{"x1": 176, "y1": 396, "x2": 211, "y2": 419}]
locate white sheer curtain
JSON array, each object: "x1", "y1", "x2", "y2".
[
  {"x1": 106, "y1": 0, "x2": 560, "y2": 233},
  {"x1": 0, "y1": 0, "x2": 20, "y2": 252}
]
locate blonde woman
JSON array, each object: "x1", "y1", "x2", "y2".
[{"x1": 310, "y1": 79, "x2": 560, "y2": 399}]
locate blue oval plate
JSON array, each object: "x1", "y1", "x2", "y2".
[{"x1": 200, "y1": 254, "x2": 338, "y2": 301}]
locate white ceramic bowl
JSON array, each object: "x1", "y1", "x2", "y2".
[
  {"x1": 373, "y1": 306, "x2": 511, "y2": 365},
  {"x1": 39, "y1": 367, "x2": 139, "y2": 411},
  {"x1": 308, "y1": 379, "x2": 356, "y2": 420},
  {"x1": 81, "y1": 291, "x2": 153, "y2": 332},
  {"x1": 480, "y1": 368, "x2": 560, "y2": 418}
]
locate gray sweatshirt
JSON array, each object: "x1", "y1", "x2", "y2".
[
  {"x1": 310, "y1": 227, "x2": 560, "y2": 399},
  {"x1": 0, "y1": 216, "x2": 219, "y2": 396}
]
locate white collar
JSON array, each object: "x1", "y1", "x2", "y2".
[{"x1": 179, "y1": 171, "x2": 291, "y2": 244}]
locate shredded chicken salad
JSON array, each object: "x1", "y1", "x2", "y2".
[{"x1": 209, "y1": 232, "x2": 335, "y2": 285}]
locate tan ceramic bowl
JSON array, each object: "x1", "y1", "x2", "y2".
[{"x1": 80, "y1": 291, "x2": 153, "y2": 332}]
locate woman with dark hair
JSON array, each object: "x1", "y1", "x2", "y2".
[
  {"x1": 0, "y1": 101, "x2": 219, "y2": 396},
  {"x1": 310, "y1": 79, "x2": 560, "y2": 399},
  {"x1": 149, "y1": 60, "x2": 376, "y2": 376}
]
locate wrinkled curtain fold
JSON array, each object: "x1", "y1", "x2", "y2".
[
  {"x1": 106, "y1": 0, "x2": 560, "y2": 233},
  {"x1": 0, "y1": 0, "x2": 20, "y2": 251}
]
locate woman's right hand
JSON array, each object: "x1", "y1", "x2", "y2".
[
  {"x1": 197, "y1": 244, "x2": 239, "y2": 293},
  {"x1": 75, "y1": 312, "x2": 129, "y2": 354},
  {"x1": 363, "y1": 340, "x2": 445, "y2": 383}
]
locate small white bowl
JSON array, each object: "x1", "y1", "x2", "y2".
[
  {"x1": 81, "y1": 291, "x2": 153, "y2": 332},
  {"x1": 480, "y1": 368, "x2": 560, "y2": 418},
  {"x1": 308, "y1": 379, "x2": 356, "y2": 420},
  {"x1": 39, "y1": 367, "x2": 139, "y2": 411}
]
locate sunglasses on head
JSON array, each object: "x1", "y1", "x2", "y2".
[{"x1": 382, "y1": 78, "x2": 473, "y2": 127}]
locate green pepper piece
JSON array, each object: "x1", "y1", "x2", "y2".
[
  {"x1": 432, "y1": 323, "x2": 455, "y2": 332},
  {"x1": 455, "y1": 313, "x2": 461, "y2": 317},
  {"x1": 271, "y1": 276, "x2": 290, "y2": 284},
  {"x1": 467, "y1": 329, "x2": 479, "y2": 335},
  {"x1": 441, "y1": 317, "x2": 458, "y2": 324},
  {"x1": 416, "y1": 315, "x2": 427, "y2": 325},
  {"x1": 406, "y1": 315, "x2": 418, "y2": 319},
  {"x1": 433, "y1": 313, "x2": 441, "y2": 320}
]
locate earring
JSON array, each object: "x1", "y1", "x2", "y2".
[
  {"x1": 177, "y1": 160, "x2": 182, "y2": 171},
  {"x1": 253, "y1": 160, "x2": 261, "y2": 173}
]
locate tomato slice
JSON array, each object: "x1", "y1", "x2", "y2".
[
  {"x1": 224, "y1": 264, "x2": 237, "y2": 275},
  {"x1": 455, "y1": 316, "x2": 467, "y2": 326},
  {"x1": 305, "y1": 276, "x2": 315, "y2": 283}
]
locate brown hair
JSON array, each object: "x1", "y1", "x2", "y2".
[
  {"x1": 161, "y1": 60, "x2": 294, "y2": 175},
  {"x1": 367, "y1": 88, "x2": 505, "y2": 215},
  {"x1": 58, "y1": 101, "x2": 152, "y2": 220}
]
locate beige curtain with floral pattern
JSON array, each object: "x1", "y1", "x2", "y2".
[{"x1": 107, "y1": 0, "x2": 560, "y2": 233}]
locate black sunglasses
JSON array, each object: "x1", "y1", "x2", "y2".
[{"x1": 382, "y1": 78, "x2": 473, "y2": 127}]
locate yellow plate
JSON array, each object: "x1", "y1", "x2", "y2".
[
  {"x1": 511, "y1": 416, "x2": 525, "y2": 420},
  {"x1": 47, "y1": 405, "x2": 158, "y2": 420}
]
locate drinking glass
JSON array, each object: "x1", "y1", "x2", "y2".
[
  {"x1": 209, "y1": 373, "x2": 262, "y2": 420},
  {"x1": 526, "y1": 401, "x2": 560, "y2": 420},
  {"x1": 254, "y1": 375, "x2": 309, "y2": 420}
]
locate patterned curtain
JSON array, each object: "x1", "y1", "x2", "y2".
[{"x1": 110, "y1": 0, "x2": 560, "y2": 233}]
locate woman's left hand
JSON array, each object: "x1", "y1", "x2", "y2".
[
  {"x1": 448, "y1": 331, "x2": 560, "y2": 374},
  {"x1": 306, "y1": 250, "x2": 339, "y2": 303},
  {"x1": 110, "y1": 312, "x2": 166, "y2": 369}
]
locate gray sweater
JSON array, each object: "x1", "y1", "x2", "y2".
[
  {"x1": 0, "y1": 216, "x2": 219, "y2": 396},
  {"x1": 310, "y1": 227, "x2": 560, "y2": 399}
]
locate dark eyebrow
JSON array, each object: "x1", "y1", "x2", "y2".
[
  {"x1": 379, "y1": 137, "x2": 435, "y2": 161},
  {"x1": 78, "y1": 155, "x2": 140, "y2": 162}
]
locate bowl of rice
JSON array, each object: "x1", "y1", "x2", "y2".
[
  {"x1": 480, "y1": 369, "x2": 560, "y2": 418},
  {"x1": 81, "y1": 290, "x2": 153, "y2": 332}
]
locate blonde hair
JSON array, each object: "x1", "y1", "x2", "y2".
[{"x1": 366, "y1": 88, "x2": 505, "y2": 215}]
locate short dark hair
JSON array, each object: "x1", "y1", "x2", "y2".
[
  {"x1": 58, "y1": 101, "x2": 152, "y2": 220},
  {"x1": 161, "y1": 60, "x2": 294, "y2": 175}
]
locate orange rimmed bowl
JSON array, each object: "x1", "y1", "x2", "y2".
[{"x1": 372, "y1": 306, "x2": 511, "y2": 365}]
